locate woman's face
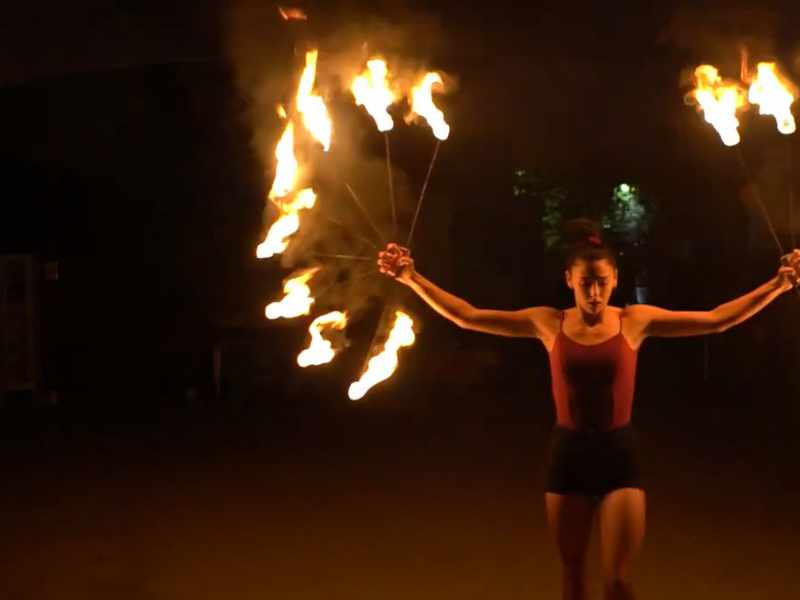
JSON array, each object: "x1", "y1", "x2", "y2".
[{"x1": 565, "y1": 258, "x2": 618, "y2": 315}]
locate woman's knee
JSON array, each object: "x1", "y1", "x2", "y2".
[
  {"x1": 603, "y1": 554, "x2": 635, "y2": 583},
  {"x1": 603, "y1": 576, "x2": 635, "y2": 599},
  {"x1": 562, "y1": 557, "x2": 587, "y2": 580},
  {"x1": 603, "y1": 569, "x2": 633, "y2": 590}
]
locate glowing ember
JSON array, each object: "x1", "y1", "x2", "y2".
[
  {"x1": 268, "y1": 117, "x2": 299, "y2": 199},
  {"x1": 351, "y1": 59, "x2": 396, "y2": 132},
  {"x1": 278, "y1": 6, "x2": 307, "y2": 21},
  {"x1": 748, "y1": 62, "x2": 797, "y2": 135},
  {"x1": 297, "y1": 311, "x2": 349, "y2": 367},
  {"x1": 296, "y1": 50, "x2": 332, "y2": 151},
  {"x1": 265, "y1": 268, "x2": 319, "y2": 320},
  {"x1": 348, "y1": 311, "x2": 415, "y2": 400},
  {"x1": 689, "y1": 65, "x2": 747, "y2": 147},
  {"x1": 257, "y1": 188, "x2": 317, "y2": 259},
  {"x1": 408, "y1": 72, "x2": 450, "y2": 140}
]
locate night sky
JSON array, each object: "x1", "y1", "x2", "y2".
[{"x1": 2, "y1": 2, "x2": 800, "y2": 598}]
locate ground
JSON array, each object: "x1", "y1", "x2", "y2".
[{"x1": 2, "y1": 391, "x2": 798, "y2": 600}]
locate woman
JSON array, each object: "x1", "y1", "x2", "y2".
[{"x1": 376, "y1": 221, "x2": 800, "y2": 600}]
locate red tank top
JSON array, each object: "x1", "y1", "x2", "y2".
[{"x1": 547, "y1": 311, "x2": 638, "y2": 431}]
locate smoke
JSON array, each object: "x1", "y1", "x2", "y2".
[
  {"x1": 224, "y1": 1, "x2": 452, "y2": 326},
  {"x1": 660, "y1": 1, "x2": 783, "y2": 91},
  {"x1": 660, "y1": 2, "x2": 779, "y2": 61},
  {"x1": 659, "y1": 1, "x2": 800, "y2": 253}
]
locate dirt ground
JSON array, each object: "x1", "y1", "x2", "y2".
[{"x1": 1, "y1": 396, "x2": 798, "y2": 600}]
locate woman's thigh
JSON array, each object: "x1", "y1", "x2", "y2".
[
  {"x1": 597, "y1": 487, "x2": 646, "y2": 579},
  {"x1": 545, "y1": 492, "x2": 597, "y2": 565}
]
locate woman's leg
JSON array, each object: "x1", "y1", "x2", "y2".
[
  {"x1": 597, "y1": 488, "x2": 646, "y2": 600},
  {"x1": 545, "y1": 492, "x2": 597, "y2": 600}
]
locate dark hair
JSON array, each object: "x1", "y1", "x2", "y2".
[{"x1": 562, "y1": 218, "x2": 617, "y2": 269}]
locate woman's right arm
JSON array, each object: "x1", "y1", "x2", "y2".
[{"x1": 378, "y1": 243, "x2": 555, "y2": 338}]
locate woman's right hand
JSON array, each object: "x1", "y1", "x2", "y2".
[
  {"x1": 775, "y1": 249, "x2": 800, "y2": 292},
  {"x1": 378, "y1": 242, "x2": 415, "y2": 285}
]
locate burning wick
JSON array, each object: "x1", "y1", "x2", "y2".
[
  {"x1": 257, "y1": 188, "x2": 316, "y2": 259},
  {"x1": 350, "y1": 58, "x2": 397, "y2": 233},
  {"x1": 265, "y1": 268, "x2": 319, "y2": 320},
  {"x1": 351, "y1": 59, "x2": 397, "y2": 132},
  {"x1": 298, "y1": 311, "x2": 348, "y2": 367},
  {"x1": 407, "y1": 72, "x2": 450, "y2": 141},
  {"x1": 348, "y1": 311, "x2": 415, "y2": 400},
  {"x1": 278, "y1": 6, "x2": 308, "y2": 21},
  {"x1": 747, "y1": 62, "x2": 797, "y2": 135},
  {"x1": 296, "y1": 50, "x2": 333, "y2": 150},
  {"x1": 268, "y1": 116, "x2": 299, "y2": 200},
  {"x1": 405, "y1": 71, "x2": 450, "y2": 248},
  {"x1": 688, "y1": 65, "x2": 747, "y2": 147}
]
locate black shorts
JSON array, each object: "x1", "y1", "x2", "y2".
[{"x1": 545, "y1": 424, "x2": 644, "y2": 501}]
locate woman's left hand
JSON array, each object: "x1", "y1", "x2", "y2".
[{"x1": 776, "y1": 249, "x2": 800, "y2": 291}]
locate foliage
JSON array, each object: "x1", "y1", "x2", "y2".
[
  {"x1": 602, "y1": 183, "x2": 654, "y2": 244},
  {"x1": 514, "y1": 170, "x2": 656, "y2": 250},
  {"x1": 513, "y1": 169, "x2": 568, "y2": 249}
]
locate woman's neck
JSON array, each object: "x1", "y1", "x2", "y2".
[{"x1": 577, "y1": 306, "x2": 607, "y2": 327}]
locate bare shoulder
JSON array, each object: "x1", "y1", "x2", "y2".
[
  {"x1": 522, "y1": 306, "x2": 561, "y2": 327},
  {"x1": 619, "y1": 304, "x2": 658, "y2": 349},
  {"x1": 620, "y1": 303, "x2": 658, "y2": 324},
  {"x1": 521, "y1": 306, "x2": 562, "y2": 346}
]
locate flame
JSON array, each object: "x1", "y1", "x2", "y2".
[
  {"x1": 408, "y1": 72, "x2": 450, "y2": 140},
  {"x1": 297, "y1": 311, "x2": 349, "y2": 367},
  {"x1": 268, "y1": 117, "x2": 299, "y2": 199},
  {"x1": 265, "y1": 268, "x2": 319, "y2": 320},
  {"x1": 297, "y1": 50, "x2": 332, "y2": 151},
  {"x1": 257, "y1": 188, "x2": 316, "y2": 259},
  {"x1": 748, "y1": 62, "x2": 797, "y2": 135},
  {"x1": 351, "y1": 59, "x2": 396, "y2": 132},
  {"x1": 278, "y1": 6, "x2": 307, "y2": 21},
  {"x1": 348, "y1": 311, "x2": 415, "y2": 400},
  {"x1": 689, "y1": 65, "x2": 747, "y2": 146},
  {"x1": 739, "y1": 46, "x2": 749, "y2": 84}
]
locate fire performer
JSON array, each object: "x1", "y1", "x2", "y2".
[{"x1": 377, "y1": 220, "x2": 800, "y2": 600}]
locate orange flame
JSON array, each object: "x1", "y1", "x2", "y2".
[
  {"x1": 257, "y1": 188, "x2": 316, "y2": 259},
  {"x1": 297, "y1": 311, "x2": 349, "y2": 367},
  {"x1": 348, "y1": 311, "x2": 415, "y2": 400},
  {"x1": 297, "y1": 50, "x2": 332, "y2": 151},
  {"x1": 689, "y1": 65, "x2": 747, "y2": 146},
  {"x1": 748, "y1": 62, "x2": 797, "y2": 135},
  {"x1": 265, "y1": 268, "x2": 319, "y2": 320},
  {"x1": 351, "y1": 59, "x2": 396, "y2": 132},
  {"x1": 278, "y1": 6, "x2": 307, "y2": 21},
  {"x1": 268, "y1": 115, "x2": 299, "y2": 199},
  {"x1": 408, "y1": 72, "x2": 450, "y2": 140}
]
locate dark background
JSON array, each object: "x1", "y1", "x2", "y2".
[{"x1": 1, "y1": 1, "x2": 799, "y2": 598}]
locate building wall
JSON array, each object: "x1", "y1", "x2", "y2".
[{"x1": 0, "y1": 255, "x2": 39, "y2": 398}]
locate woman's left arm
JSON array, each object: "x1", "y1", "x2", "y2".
[{"x1": 627, "y1": 250, "x2": 800, "y2": 339}]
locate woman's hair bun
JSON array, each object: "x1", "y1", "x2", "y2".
[
  {"x1": 562, "y1": 218, "x2": 603, "y2": 247},
  {"x1": 561, "y1": 218, "x2": 616, "y2": 268}
]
